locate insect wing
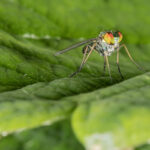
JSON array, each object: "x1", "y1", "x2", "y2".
[{"x1": 54, "y1": 38, "x2": 97, "y2": 56}]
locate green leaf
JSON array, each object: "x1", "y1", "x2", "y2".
[
  {"x1": 136, "y1": 144, "x2": 150, "y2": 150},
  {"x1": 0, "y1": 0, "x2": 150, "y2": 43},
  {"x1": 72, "y1": 73, "x2": 150, "y2": 150},
  {"x1": 0, "y1": 120, "x2": 84, "y2": 150},
  {"x1": 0, "y1": 0, "x2": 150, "y2": 149}
]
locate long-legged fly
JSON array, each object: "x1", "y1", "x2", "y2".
[{"x1": 55, "y1": 31, "x2": 143, "y2": 81}]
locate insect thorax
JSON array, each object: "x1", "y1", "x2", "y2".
[{"x1": 95, "y1": 39, "x2": 119, "y2": 56}]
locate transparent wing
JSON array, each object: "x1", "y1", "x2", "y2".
[{"x1": 54, "y1": 38, "x2": 97, "y2": 56}]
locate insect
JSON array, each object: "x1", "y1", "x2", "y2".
[{"x1": 55, "y1": 31, "x2": 143, "y2": 81}]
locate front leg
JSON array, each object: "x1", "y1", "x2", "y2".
[
  {"x1": 104, "y1": 52, "x2": 112, "y2": 82},
  {"x1": 119, "y1": 44, "x2": 144, "y2": 71}
]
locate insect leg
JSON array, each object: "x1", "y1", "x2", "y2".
[
  {"x1": 120, "y1": 44, "x2": 144, "y2": 71},
  {"x1": 103, "y1": 56, "x2": 106, "y2": 74},
  {"x1": 70, "y1": 43, "x2": 96, "y2": 77},
  {"x1": 104, "y1": 53, "x2": 112, "y2": 81},
  {"x1": 69, "y1": 46, "x2": 88, "y2": 77},
  {"x1": 116, "y1": 47, "x2": 124, "y2": 79}
]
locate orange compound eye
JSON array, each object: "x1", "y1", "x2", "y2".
[
  {"x1": 104, "y1": 32, "x2": 114, "y2": 44},
  {"x1": 118, "y1": 32, "x2": 123, "y2": 42}
]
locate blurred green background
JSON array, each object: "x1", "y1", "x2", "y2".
[{"x1": 0, "y1": 0, "x2": 150, "y2": 150}]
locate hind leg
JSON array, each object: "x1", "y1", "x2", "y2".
[{"x1": 70, "y1": 43, "x2": 96, "y2": 77}]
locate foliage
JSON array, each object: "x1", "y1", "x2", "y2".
[{"x1": 0, "y1": 0, "x2": 150, "y2": 150}]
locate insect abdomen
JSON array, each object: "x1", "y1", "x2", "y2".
[
  {"x1": 82, "y1": 45, "x2": 90, "y2": 54},
  {"x1": 82, "y1": 43, "x2": 95, "y2": 54}
]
